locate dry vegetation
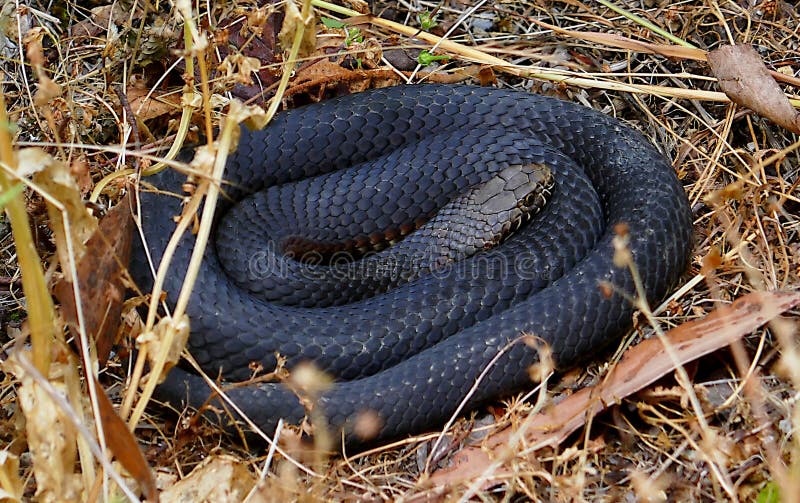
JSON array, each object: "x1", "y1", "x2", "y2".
[{"x1": 0, "y1": 0, "x2": 799, "y2": 501}]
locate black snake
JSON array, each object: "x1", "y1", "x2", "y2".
[{"x1": 131, "y1": 84, "x2": 693, "y2": 445}]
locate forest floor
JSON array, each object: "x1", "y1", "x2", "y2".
[{"x1": 0, "y1": 0, "x2": 799, "y2": 501}]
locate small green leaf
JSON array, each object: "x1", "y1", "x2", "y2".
[
  {"x1": 417, "y1": 11, "x2": 438, "y2": 31},
  {"x1": 321, "y1": 17, "x2": 346, "y2": 29},
  {"x1": 756, "y1": 481, "x2": 780, "y2": 503},
  {"x1": 417, "y1": 50, "x2": 449, "y2": 66},
  {"x1": 344, "y1": 27, "x2": 363, "y2": 46}
]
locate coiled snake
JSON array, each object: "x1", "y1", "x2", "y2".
[{"x1": 131, "y1": 84, "x2": 693, "y2": 445}]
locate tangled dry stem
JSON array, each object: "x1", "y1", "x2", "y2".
[{"x1": 0, "y1": 0, "x2": 798, "y2": 501}]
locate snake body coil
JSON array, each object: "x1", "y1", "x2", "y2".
[{"x1": 131, "y1": 84, "x2": 692, "y2": 444}]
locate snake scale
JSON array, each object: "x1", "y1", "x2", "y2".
[{"x1": 130, "y1": 84, "x2": 693, "y2": 445}]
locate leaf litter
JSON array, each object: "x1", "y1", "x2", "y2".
[{"x1": 0, "y1": 0, "x2": 798, "y2": 501}]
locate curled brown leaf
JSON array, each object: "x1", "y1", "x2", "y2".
[{"x1": 708, "y1": 45, "x2": 800, "y2": 134}]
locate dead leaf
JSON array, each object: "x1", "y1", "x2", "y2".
[
  {"x1": 0, "y1": 450, "x2": 24, "y2": 501},
  {"x1": 29, "y1": 149, "x2": 98, "y2": 267},
  {"x1": 278, "y1": 0, "x2": 315, "y2": 58},
  {"x1": 340, "y1": 0, "x2": 370, "y2": 14},
  {"x1": 708, "y1": 45, "x2": 800, "y2": 134},
  {"x1": 218, "y1": 5, "x2": 281, "y2": 104},
  {"x1": 69, "y1": 4, "x2": 130, "y2": 38},
  {"x1": 529, "y1": 18, "x2": 708, "y2": 62},
  {"x1": 291, "y1": 60, "x2": 359, "y2": 87},
  {"x1": 93, "y1": 376, "x2": 157, "y2": 502},
  {"x1": 6, "y1": 356, "x2": 81, "y2": 502},
  {"x1": 53, "y1": 194, "x2": 134, "y2": 364},
  {"x1": 279, "y1": 69, "x2": 405, "y2": 110},
  {"x1": 218, "y1": 53, "x2": 263, "y2": 86},
  {"x1": 139, "y1": 314, "x2": 191, "y2": 385},
  {"x1": 126, "y1": 84, "x2": 182, "y2": 123},
  {"x1": 424, "y1": 290, "x2": 800, "y2": 492},
  {"x1": 14, "y1": 147, "x2": 54, "y2": 179},
  {"x1": 160, "y1": 455, "x2": 256, "y2": 503},
  {"x1": 316, "y1": 24, "x2": 383, "y2": 70}
]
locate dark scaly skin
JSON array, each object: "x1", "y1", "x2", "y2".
[
  {"x1": 131, "y1": 84, "x2": 693, "y2": 445},
  {"x1": 218, "y1": 163, "x2": 554, "y2": 307}
]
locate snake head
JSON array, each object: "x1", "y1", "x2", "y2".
[{"x1": 467, "y1": 163, "x2": 555, "y2": 249}]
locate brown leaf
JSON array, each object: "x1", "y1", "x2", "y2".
[
  {"x1": 53, "y1": 194, "x2": 134, "y2": 364},
  {"x1": 217, "y1": 5, "x2": 281, "y2": 104},
  {"x1": 160, "y1": 455, "x2": 256, "y2": 503},
  {"x1": 218, "y1": 53, "x2": 263, "y2": 86},
  {"x1": 278, "y1": 0, "x2": 316, "y2": 58},
  {"x1": 0, "y1": 449, "x2": 24, "y2": 501},
  {"x1": 7, "y1": 357, "x2": 81, "y2": 501},
  {"x1": 29, "y1": 148, "x2": 98, "y2": 268},
  {"x1": 292, "y1": 60, "x2": 359, "y2": 87},
  {"x1": 529, "y1": 18, "x2": 708, "y2": 62},
  {"x1": 93, "y1": 376, "x2": 157, "y2": 502},
  {"x1": 708, "y1": 45, "x2": 800, "y2": 134},
  {"x1": 424, "y1": 290, "x2": 800, "y2": 492},
  {"x1": 126, "y1": 83, "x2": 182, "y2": 123},
  {"x1": 140, "y1": 314, "x2": 191, "y2": 385},
  {"x1": 69, "y1": 4, "x2": 131, "y2": 38}
]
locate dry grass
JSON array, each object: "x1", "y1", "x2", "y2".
[{"x1": 0, "y1": 0, "x2": 799, "y2": 501}]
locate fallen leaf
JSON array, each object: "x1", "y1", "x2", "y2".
[
  {"x1": 139, "y1": 314, "x2": 191, "y2": 385},
  {"x1": 53, "y1": 194, "x2": 134, "y2": 364},
  {"x1": 6, "y1": 356, "x2": 81, "y2": 501},
  {"x1": 93, "y1": 376, "x2": 157, "y2": 502},
  {"x1": 126, "y1": 84, "x2": 182, "y2": 123},
  {"x1": 216, "y1": 5, "x2": 281, "y2": 104},
  {"x1": 279, "y1": 69, "x2": 404, "y2": 110},
  {"x1": 278, "y1": 0, "x2": 315, "y2": 58},
  {"x1": 0, "y1": 450, "x2": 24, "y2": 501},
  {"x1": 291, "y1": 60, "x2": 359, "y2": 87},
  {"x1": 218, "y1": 53, "x2": 263, "y2": 86},
  {"x1": 424, "y1": 290, "x2": 800, "y2": 492},
  {"x1": 340, "y1": 0, "x2": 370, "y2": 14},
  {"x1": 160, "y1": 455, "x2": 256, "y2": 503},
  {"x1": 69, "y1": 4, "x2": 131, "y2": 38},
  {"x1": 529, "y1": 18, "x2": 708, "y2": 62},
  {"x1": 29, "y1": 148, "x2": 98, "y2": 268},
  {"x1": 708, "y1": 45, "x2": 800, "y2": 134}
]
